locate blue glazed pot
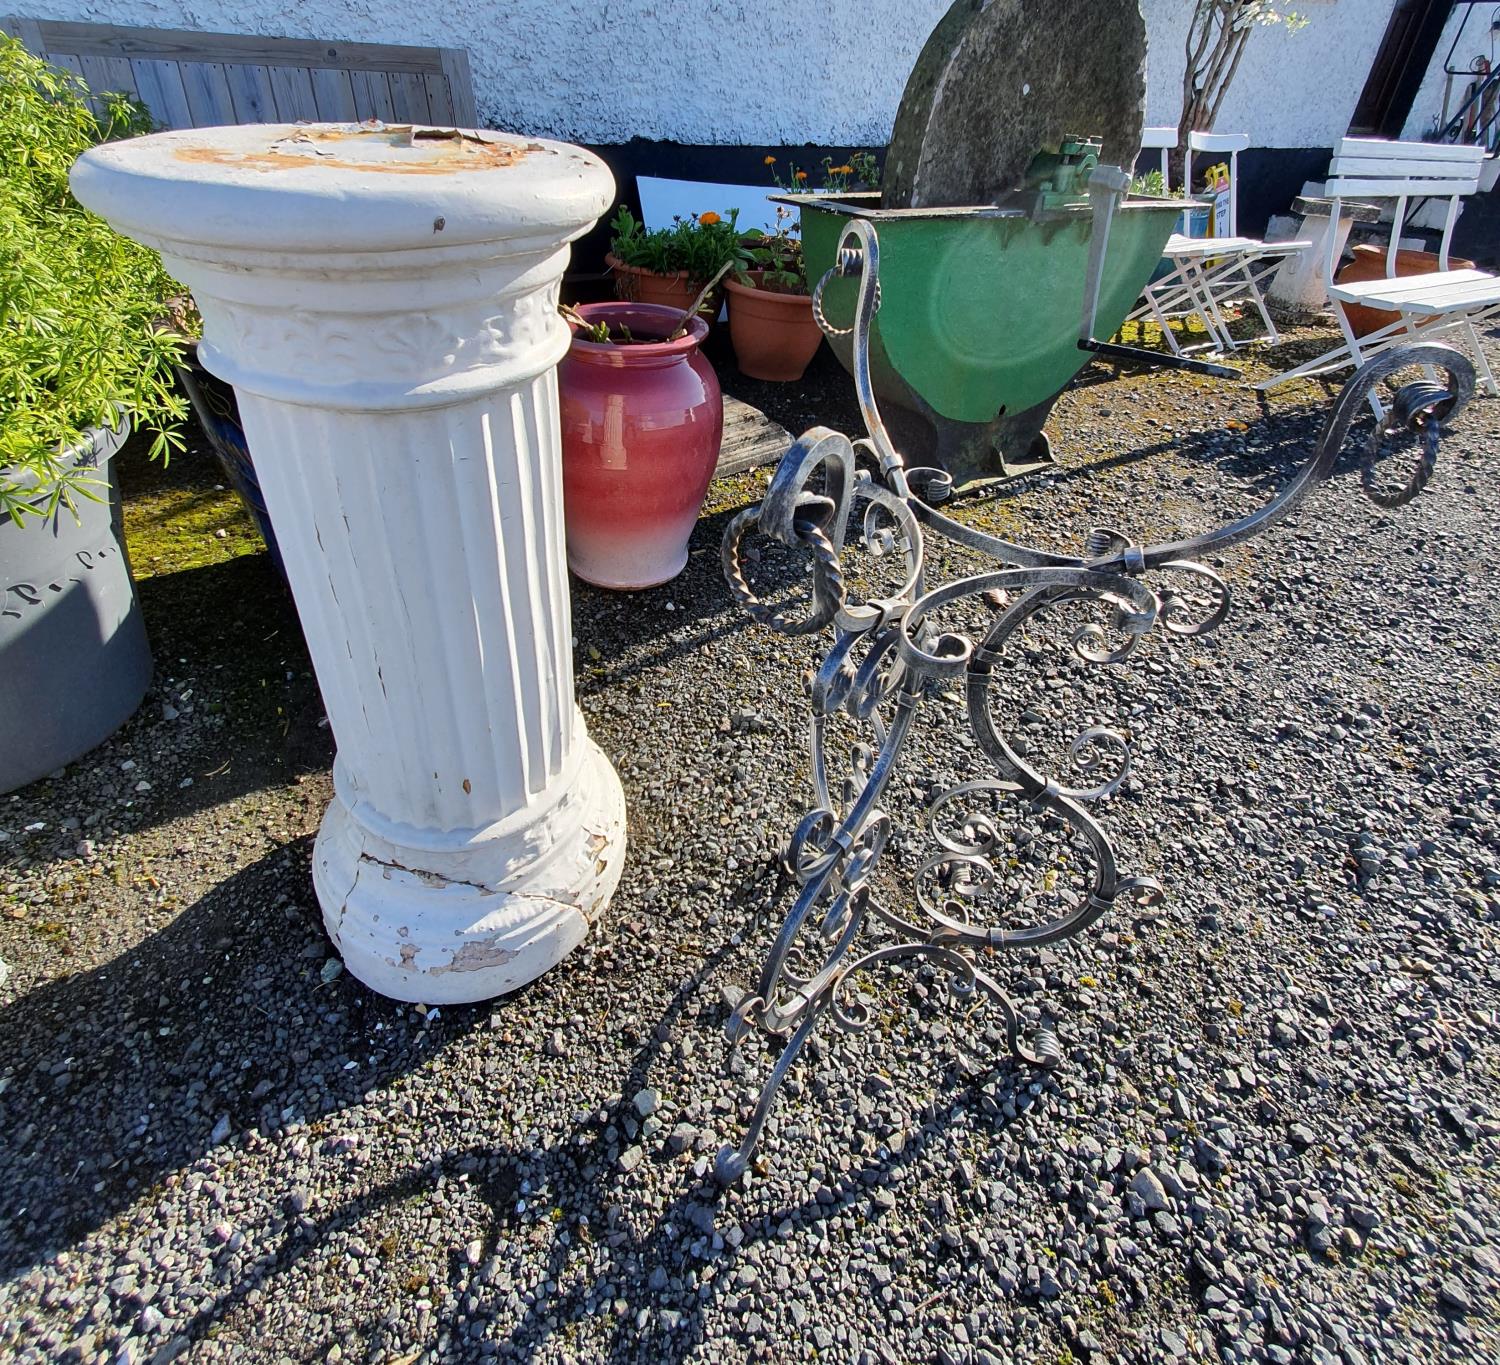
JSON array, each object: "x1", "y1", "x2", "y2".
[{"x1": 176, "y1": 343, "x2": 286, "y2": 581}]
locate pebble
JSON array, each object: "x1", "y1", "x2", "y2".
[{"x1": 1130, "y1": 1167, "x2": 1170, "y2": 1214}]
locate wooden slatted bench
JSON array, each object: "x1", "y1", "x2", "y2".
[
  {"x1": 1256, "y1": 137, "x2": 1500, "y2": 418},
  {"x1": 0, "y1": 16, "x2": 477, "y2": 128}
]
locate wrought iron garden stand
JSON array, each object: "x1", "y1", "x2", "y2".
[{"x1": 716, "y1": 211, "x2": 1476, "y2": 1185}]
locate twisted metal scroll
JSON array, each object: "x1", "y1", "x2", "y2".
[{"x1": 717, "y1": 215, "x2": 1476, "y2": 1184}]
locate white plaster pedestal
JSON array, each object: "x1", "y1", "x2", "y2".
[
  {"x1": 72, "y1": 124, "x2": 625, "y2": 1003},
  {"x1": 1267, "y1": 195, "x2": 1382, "y2": 319}
]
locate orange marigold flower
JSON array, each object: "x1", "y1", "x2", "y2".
[
  {"x1": 699, "y1": 211, "x2": 721, "y2": 225},
  {"x1": 831, "y1": 165, "x2": 853, "y2": 175},
  {"x1": 764, "y1": 155, "x2": 776, "y2": 165},
  {"x1": 794, "y1": 170, "x2": 808, "y2": 181}
]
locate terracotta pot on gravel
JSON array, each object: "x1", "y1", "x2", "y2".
[
  {"x1": 559, "y1": 302, "x2": 723, "y2": 590},
  {"x1": 724, "y1": 272, "x2": 825, "y2": 382},
  {"x1": 1336, "y1": 244, "x2": 1477, "y2": 338}
]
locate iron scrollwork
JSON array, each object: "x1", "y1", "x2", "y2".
[{"x1": 717, "y1": 214, "x2": 1476, "y2": 1184}]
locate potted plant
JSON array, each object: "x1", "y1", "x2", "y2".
[
  {"x1": 723, "y1": 208, "x2": 825, "y2": 382},
  {"x1": 0, "y1": 37, "x2": 186, "y2": 793},
  {"x1": 557, "y1": 301, "x2": 723, "y2": 590},
  {"x1": 766, "y1": 151, "x2": 882, "y2": 196},
  {"x1": 605, "y1": 205, "x2": 743, "y2": 316}
]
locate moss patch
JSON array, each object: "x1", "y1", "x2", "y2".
[{"x1": 117, "y1": 428, "x2": 264, "y2": 580}]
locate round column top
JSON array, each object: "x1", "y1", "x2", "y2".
[{"x1": 71, "y1": 123, "x2": 614, "y2": 257}]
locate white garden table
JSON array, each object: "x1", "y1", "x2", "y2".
[{"x1": 72, "y1": 124, "x2": 625, "y2": 1003}]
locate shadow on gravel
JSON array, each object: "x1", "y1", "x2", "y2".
[
  {"x1": 2, "y1": 834, "x2": 1056, "y2": 1359},
  {"x1": 97, "y1": 870, "x2": 1049, "y2": 1364},
  {"x1": 0, "y1": 838, "x2": 476, "y2": 1281},
  {"x1": 8, "y1": 550, "x2": 330, "y2": 874},
  {"x1": 572, "y1": 502, "x2": 809, "y2": 694}
]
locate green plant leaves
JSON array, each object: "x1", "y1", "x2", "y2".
[
  {"x1": 608, "y1": 204, "x2": 746, "y2": 284},
  {"x1": 0, "y1": 36, "x2": 186, "y2": 525}
]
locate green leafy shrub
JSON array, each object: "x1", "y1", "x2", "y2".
[
  {"x1": 1131, "y1": 168, "x2": 1167, "y2": 197},
  {"x1": 0, "y1": 35, "x2": 186, "y2": 524},
  {"x1": 734, "y1": 207, "x2": 807, "y2": 296},
  {"x1": 607, "y1": 206, "x2": 745, "y2": 283}
]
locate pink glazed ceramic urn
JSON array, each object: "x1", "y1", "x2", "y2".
[{"x1": 559, "y1": 302, "x2": 723, "y2": 590}]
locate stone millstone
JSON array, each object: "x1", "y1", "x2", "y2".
[{"x1": 883, "y1": 0, "x2": 1147, "y2": 209}]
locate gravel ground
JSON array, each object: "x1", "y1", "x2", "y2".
[{"x1": 2, "y1": 323, "x2": 1499, "y2": 1365}]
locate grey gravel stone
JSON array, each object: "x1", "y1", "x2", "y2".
[
  {"x1": 1130, "y1": 1167, "x2": 1170, "y2": 1213},
  {"x1": 1439, "y1": 1278, "x2": 1476, "y2": 1314},
  {"x1": 5, "y1": 326, "x2": 1500, "y2": 1365}
]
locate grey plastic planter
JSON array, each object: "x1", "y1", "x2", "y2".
[{"x1": 0, "y1": 423, "x2": 152, "y2": 794}]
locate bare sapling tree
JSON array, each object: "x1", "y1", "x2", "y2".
[{"x1": 1178, "y1": 1, "x2": 1305, "y2": 179}]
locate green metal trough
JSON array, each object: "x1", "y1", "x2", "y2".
[{"x1": 780, "y1": 191, "x2": 1188, "y2": 488}]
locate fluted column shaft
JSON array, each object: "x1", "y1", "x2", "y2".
[{"x1": 73, "y1": 124, "x2": 625, "y2": 1001}]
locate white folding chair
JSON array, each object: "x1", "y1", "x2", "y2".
[
  {"x1": 1255, "y1": 137, "x2": 1500, "y2": 417},
  {"x1": 1121, "y1": 127, "x2": 1228, "y2": 353},
  {"x1": 1137, "y1": 125, "x2": 1173, "y2": 192},
  {"x1": 1129, "y1": 132, "x2": 1310, "y2": 355}
]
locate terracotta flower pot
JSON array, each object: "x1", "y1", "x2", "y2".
[
  {"x1": 724, "y1": 274, "x2": 825, "y2": 382},
  {"x1": 1336, "y1": 244, "x2": 1477, "y2": 337},
  {"x1": 559, "y1": 302, "x2": 723, "y2": 590},
  {"x1": 604, "y1": 254, "x2": 724, "y2": 326}
]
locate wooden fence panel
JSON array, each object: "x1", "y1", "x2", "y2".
[
  {"x1": 349, "y1": 69, "x2": 396, "y2": 122},
  {"x1": 181, "y1": 61, "x2": 236, "y2": 126},
  {"x1": 130, "y1": 58, "x2": 193, "y2": 129},
  {"x1": 311, "y1": 66, "x2": 357, "y2": 121},
  {"x1": 267, "y1": 64, "x2": 320, "y2": 122},
  {"x1": 2, "y1": 16, "x2": 479, "y2": 130},
  {"x1": 225, "y1": 63, "x2": 276, "y2": 123},
  {"x1": 78, "y1": 54, "x2": 138, "y2": 102},
  {"x1": 388, "y1": 70, "x2": 432, "y2": 123}
]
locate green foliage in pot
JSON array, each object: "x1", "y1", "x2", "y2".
[
  {"x1": 608, "y1": 206, "x2": 745, "y2": 284},
  {"x1": 0, "y1": 35, "x2": 187, "y2": 525},
  {"x1": 1130, "y1": 168, "x2": 1166, "y2": 197},
  {"x1": 733, "y1": 207, "x2": 807, "y2": 296}
]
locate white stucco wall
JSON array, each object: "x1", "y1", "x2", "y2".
[
  {"x1": 23, "y1": 0, "x2": 1398, "y2": 151},
  {"x1": 1141, "y1": 0, "x2": 1389, "y2": 148}
]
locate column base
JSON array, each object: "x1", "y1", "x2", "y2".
[{"x1": 314, "y1": 737, "x2": 627, "y2": 1004}]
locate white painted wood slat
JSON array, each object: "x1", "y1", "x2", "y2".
[
  {"x1": 1330, "y1": 155, "x2": 1486, "y2": 180},
  {"x1": 1332, "y1": 279, "x2": 1500, "y2": 313},
  {"x1": 1326, "y1": 175, "x2": 1480, "y2": 198},
  {"x1": 1337, "y1": 136, "x2": 1483, "y2": 164}
]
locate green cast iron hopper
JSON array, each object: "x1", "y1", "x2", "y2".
[{"x1": 779, "y1": 192, "x2": 1187, "y2": 488}]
